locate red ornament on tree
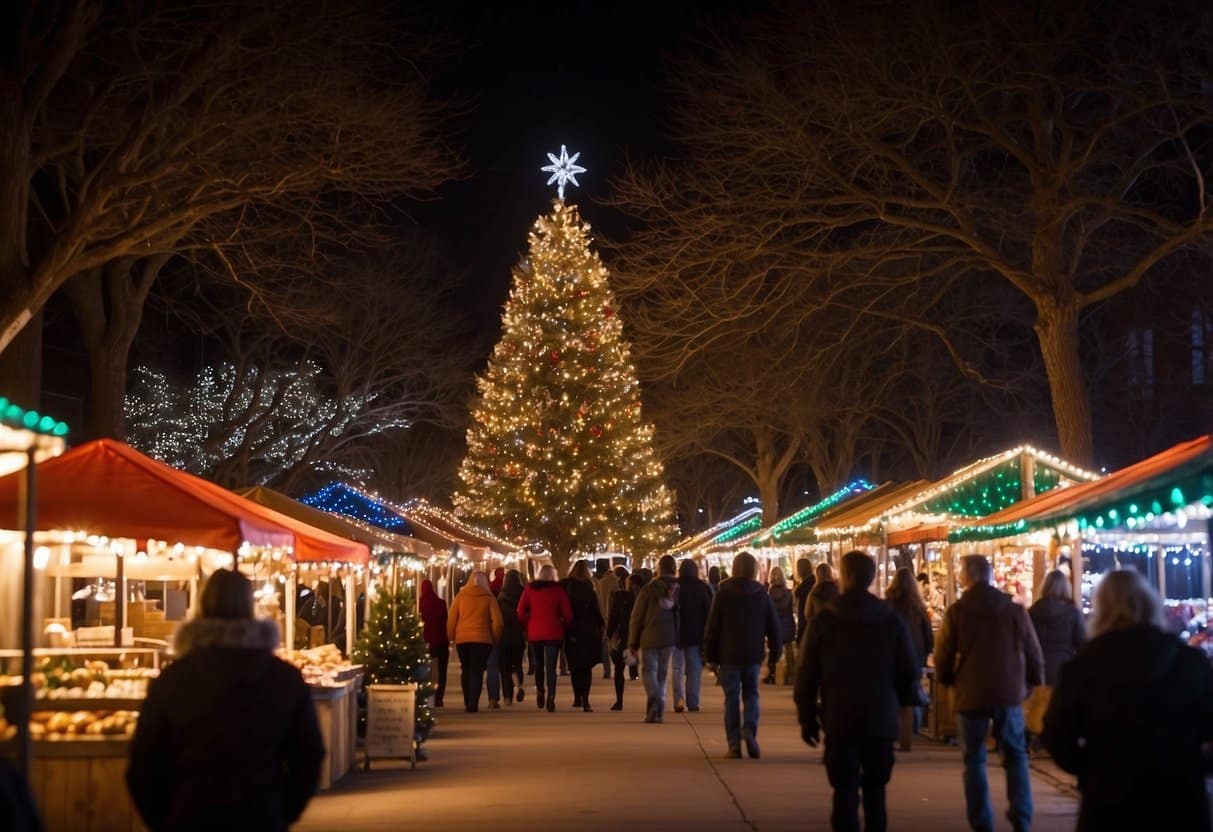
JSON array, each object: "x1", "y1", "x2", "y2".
[
  {"x1": 603, "y1": 305, "x2": 614, "y2": 318},
  {"x1": 550, "y1": 350, "x2": 561, "y2": 365}
]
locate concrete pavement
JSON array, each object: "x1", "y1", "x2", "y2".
[{"x1": 297, "y1": 674, "x2": 1079, "y2": 831}]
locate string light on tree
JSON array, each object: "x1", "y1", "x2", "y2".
[{"x1": 455, "y1": 149, "x2": 675, "y2": 571}]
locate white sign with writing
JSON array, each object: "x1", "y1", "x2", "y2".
[{"x1": 366, "y1": 684, "x2": 417, "y2": 762}]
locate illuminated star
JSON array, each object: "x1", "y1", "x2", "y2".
[{"x1": 541, "y1": 145, "x2": 586, "y2": 200}]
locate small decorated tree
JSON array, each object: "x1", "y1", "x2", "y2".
[{"x1": 352, "y1": 586, "x2": 434, "y2": 737}]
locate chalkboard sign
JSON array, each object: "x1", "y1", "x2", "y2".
[{"x1": 365, "y1": 684, "x2": 417, "y2": 769}]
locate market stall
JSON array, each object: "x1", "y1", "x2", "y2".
[
  {"x1": 304, "y1": 483, "x2": 522, "y2": 600},
  {"x1": 950, "y1": 435, "x2": 1213, "y2": 635},
  {"x1": 669, "y1": 507, "x2": 763, "y2": 560},
  {"x1": 0, "y1": 439, "x2": 371, "y2": 828}
]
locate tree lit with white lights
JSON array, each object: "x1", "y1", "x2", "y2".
[{"x1": 455, "y1": 186, "x2": 674, "y2": 570}]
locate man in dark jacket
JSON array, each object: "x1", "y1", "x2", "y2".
[
  {"x1": 126, "y1": 570, "x2": 324, "y2": 832},
  {"x1": 628, "y1": 554, "x2": 680, "y2": 723},
  {"x1": 793, "y1": 557, "x2": 816, "y2": 644},
  {"x1": 936, "y1": 555, "x2": 1044, "y2": 832},
  {"x1": 673, "y1": 559, "x2": 712, "y2": 713},
  {"x1": 796, "y1": 550, "x2": 917, "y2": 832},
  {"x1": 703, "y1": 551, "x2": 780, "y2": 759}
]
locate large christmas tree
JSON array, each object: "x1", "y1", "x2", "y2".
[{"x1": 455, "y1": 159, "x2": 673, "y2": 570}]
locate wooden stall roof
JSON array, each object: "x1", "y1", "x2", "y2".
[
  {"x1": 951, "y1": 435, "x2": 1213, "y2": 543},
  {"x1": 0, "y1": 439, "x2": 368, "y2": 564}
]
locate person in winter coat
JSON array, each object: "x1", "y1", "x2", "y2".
[
  {"x1": 936, "y1": 556, "x2": 1044, "y2": 832},
  {"x1": 126, "y1": 569, "x2": 323, "y2": 832},
  {"x1": 764, "y1": 567, "x2": 796, "y2": 684},
  {"x1": 418, "y1": 579, "x2": 450, "y2": 708},
  {"x1": 796, "y1": 551, "x2": 918, "y2": 832},
  {"x1": 801, "y1": 562, "x2": 839, "y2": 646},
  {"x1": 885, "y1": 566, "x2": 934, "y2": 739},
  {"x1": 595, "y1": 566, "x2": 619, "y2": 679},
  {"x1": 447, "y1": 571, "x2": 504, "y2": 713},
  {"x1": 1025, "y1": 569, "x2": 1085, "y2": 738},
  {"x1": 702, "y1": 551, "x2": 781, "y2": 759},
  {"x1": 793, "y1": 557, "x2": 816, "y2": 645},
  {"x1": 607, "y1": 572, "x2": 642, "y2": 710},
  {"x1": 628, "y1": 554, "x2": 681, "y2": 723},
  {"x1": 562, "y1": 561, "x2": 606, "y2": 711},
  {"x1": 497, "y1": 569, "x2": 528, "y2": 705},
  {"x1": 489, "y1": 567, "x2": 505, "y2": 597},
  {"x1": 1043, "y1": 568, "x2": 1213, "y2": 832},
  {"x1": 708, "y1": 565, "x2": 722, "y2": 594},
  {"x1": 518, "y1": 565, "x2": 573, "y2": 712},
  {"x1": 673, "y1": 559, "x2": 712, "y2": 713}
]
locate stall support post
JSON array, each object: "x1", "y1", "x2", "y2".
[
  {"x1": 1157, "y1": 544, "x2": 1167, "y2": 602},
  {"x1": 17, "y1": 446, "x2": 37, "y2": 780},
  {"x1": 1070, "y1": 536, "x2": 1084, "y2": 608},
  {"x1": 285, "y1": 568, "x2": 297, "y2": 652},
  {"x1": 344, "y1": 569, "x2": 356, "y2": 658},
  {"x1": 114, "y1": 544, "x2": 126, "y2": 647},
  {"x1": 1202, "y1": 518, "x2": 1212, "y2": 628}
]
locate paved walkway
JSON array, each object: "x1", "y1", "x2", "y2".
[{"x1": 298, "y1": 674, "x2": 1079, "y2": 831}]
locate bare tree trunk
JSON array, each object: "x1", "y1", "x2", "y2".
[
  {"x1": 65, "y1": 255, "x2": 172, "y2": 439},
  {"x1": 1034, "y1": 300, "x2": 1094, "y2": 467},
  {"x1": 754, "y1": 429, "x2": 798, "y2": 527}
]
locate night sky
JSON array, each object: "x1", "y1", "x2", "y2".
[{"x1": 417, "y1": 0, "x2": 744, "y2": 329}]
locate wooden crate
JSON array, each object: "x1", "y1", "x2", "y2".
[{"x1": 29, "y1": 740, "x2": 146, "y2": 832}]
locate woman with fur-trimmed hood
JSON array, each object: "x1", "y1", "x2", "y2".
[{"x1": 126, "y1": 569, "x2": 324, "y2": 832}]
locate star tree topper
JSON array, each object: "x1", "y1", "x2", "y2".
[{"x1": 541, "y1": 144, "x2": 586, "y2": 200}]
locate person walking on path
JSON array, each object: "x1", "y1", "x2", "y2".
[
  {"x1": 419, "y1": 578, "x2": 450, "y2": 708},
  {"x1": 607, "y1": 572, "x2": 641, "y2": 710},
  {"x1": 801, "y1": 562, "x2": 839, "y2": 646},
  {"x1": 490, "y1": 567, "x2": 505, "y2": 596},
  {"x1": 885, "y1": 567, "x2": 934, "y2": 741},
  {"x1": 708, "y1": 565, "x2": 722, "y2": 594},
  {"x1": 703, "y1": 551, "x2": 781, "y2": 759},
  {"x1": 796, "y1": 551, "x2": 918, "y2": 832},
  {"x1": 518, "y1": 565, "x2": 573, "y2": 712},
  {"x1": 1043, "y1": 568, "x2": 1213, "y2": 832},
  {"x1": 793, "y1": 557, "x2": 816, "y2": 645},
  {"x1": 628, "y1": 554, "x2": 680, "y2": 723},
  {"x1": 127, "y1": 569, "x2": 324, "y2": 832},
  {"x1": 596, "y1": 565, "x2": 619, "y2": 679},
  {"x1": 673, "y1": 559, "x2": 712, "y2": 713},
  {"x1": 562, "y1": 561, "x2": 606, "y2": 712},
  {"x1": 936, "y1": 555, "x2": 1044, "y2": 832},
  {"x1": 1025, "y1": 570, "x2": 1085, "y2": 742},
  {"x1": 496, "y1": 569, "x2": 528, "y2": 705},
  {"x1": 765, "y1": 566, "x2": 797, "y2": 684},
  {"x1": 447, "y1": 571, "x2": 504, "y2": 713}
]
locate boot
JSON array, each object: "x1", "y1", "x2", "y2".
[
  {"x1": 582, "y1": 697, "x2": 593, "y2": 713},
  {"x1": 610, "y1": 700, "x2": 623, "y2": 711},
  {"x1": 516, "y1": 686, "x2": 525, "y2": 703},
  {"x1": 536, "y1": 689, "x2": 546, "y2": 710},
  {"x1": 546, "y1": 692, "x2": 556, "y2": 712},
  {"x1": 573, "y1": 694, "x2": 583, "y2": 708},
  {"x1": 488, "y1": 700, "x2": 500, "y2": 710}
]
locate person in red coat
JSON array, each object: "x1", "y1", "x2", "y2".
[
  {"x1": 490, "y1": 567, "x2": 506, "y2": 596},
  {"x1": 518, "y1": 565, "x2": 573, "y2": 712},
  {"x1": 419, "y1": 580, "x2": 450, "y2": 708}
]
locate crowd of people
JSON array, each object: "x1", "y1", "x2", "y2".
[
  {"x1": 421, "y1": 549, "x2": 1213, "y2": 832},
  {"x1": 3, "y1": 548, "x2": 1190, "y2": 831}
]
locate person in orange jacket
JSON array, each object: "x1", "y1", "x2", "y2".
[{"x1": 447, "y1": 571, "x2": 504, "y2": 712}]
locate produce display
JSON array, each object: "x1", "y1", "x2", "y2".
[
  {"x1": 29, "y1": 709, "x2": 138, "y2": 740},
  {"x1": 1, "y1": 659, "x2": 158, "y2": 700},
  {"x1": 284, "y1": 644, "x2": 359, "y2": 686}
]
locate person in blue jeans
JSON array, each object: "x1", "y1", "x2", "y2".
[
  {"x1": 628, "y1": 555, "x2": 680, "y2": 723},
  {"x1": 673, "y1": 559, "x2": 712, "y2": 712},
  {"x1": 936, "y1": 555, "x2": 1044, "y2": 832},
  {"x1": 702, "y1": 551, "x2": 781, "y2": 758}
]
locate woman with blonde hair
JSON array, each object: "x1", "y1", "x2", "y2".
[
  {"x1": 764, "y1": 566, "x2": 796, "y2": 684},
  {"x1": 1025, "y1": 570, "x2": 1085, "y2": 740},
  {"x1": 1043, "y1": 569, "x2": 1213, "y2": 831}
]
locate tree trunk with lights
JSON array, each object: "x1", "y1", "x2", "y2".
[{"x1": 455, "y1": 200, "x2": 675, "y2": 565}]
